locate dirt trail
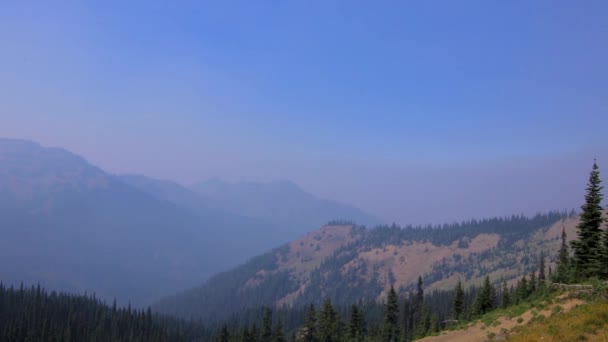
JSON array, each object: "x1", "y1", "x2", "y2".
[{"x1": 418, "y1": 297, "x2": 584, "y2": 342}]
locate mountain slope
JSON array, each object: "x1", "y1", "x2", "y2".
[
  {"x1": 117, "y1": 174, "x2": 295, "y2": 256},
  {"x1": 154, "y1": 211, "x2": 575, "y2": 322},
  {"x1": 0, "y1": 139, "x2": 219, "y2": 305},
  {"x1": 0, "y1": 139, "x2": 286, "y2": 306},
  {"x1": 191, "y1": 178, "x2": 382, "y2": 235}
]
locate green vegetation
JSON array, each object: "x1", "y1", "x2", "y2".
[
  {"x1": 0, "y1": 283, "x2": 211, "y2": 341},
  {"x1": 507, "y1": 300, "x2": 608, "y2": 341}
]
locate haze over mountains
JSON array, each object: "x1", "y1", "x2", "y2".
[{"x1": 0, "y1": 138, "x2": 380, "y2": 306}]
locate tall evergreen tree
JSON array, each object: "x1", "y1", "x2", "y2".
[
  {"x1": 571, "y1": 160, "x2": 604, "y2": 279},
  {"x1": 538, "y1": 252, "x2": 546, "y2": 285},
  {"x1": 301, "y1": 304, "x2": 317, "y2": 342},
  {"x1": 501, "y1": 280, "x2": 510, "y2": 308},
  {"x1": 272, "y1": 319, "x2": 286, "y2": 342},
  {"x1": 516, "y1": 275, "x2": 528, "y2": 302},
  {"x1": 262, "y1": 307, "x2": 273, "y2": 342},
  {"x1": 412, "y1": 276, "x2": 424, "y2": 334},
  {"x1": 401, "y1": 296, "x2": 411, "y2": 342},
  {"x1": 415, "y1": 276, "x2": 424, "y2": 308},
  {"x1": 318, "y1": 299, "x2": 339, "y2": 342},
  {"x1": 383, "y1": 286, "x2": 400, "y2": 341},
  {"x1": 473, "y1": 276, "x2": 495, "y2": 315},
  {"x1": 529, "y1": 271, "x2": 537, "y2": 295},
  {"x1": 452, "y1": 279, "x2": 464, "y2": 320},
  {"x1": 348, "y1": 304, "x2": 365, "y2": 341},
  {"x1": 554, "y1": 226, "x2": 572, "y2": 283}
]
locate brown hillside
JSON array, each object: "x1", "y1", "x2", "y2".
[{"x1": 240, "y1": 214, "x2": 584, "y2": 307}]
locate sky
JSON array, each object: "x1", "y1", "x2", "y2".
[{"x1": 1, "y1": 1, "x2": 607, "y2": 225}]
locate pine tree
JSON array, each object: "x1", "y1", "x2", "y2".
[
  {"x1": 538, "y1": 252, "x2": 546, "y2": 286},
  {"x1": 318, "y1": 299, "x2": 339, "y2": 342},
  {"x1": 517, "y1": 275, "x2": 528, "y2": 301},
  {"x1": 415, "y1": 276, "x2": 424, "y2": 308},
  {"x1": 452, "y1": 279, "x2": 464, "y2": 320},
  {"x1": 262, "y1": 307, "x2": 273, "y2": 342},
  {"x1": 356, "y1": 307, "x2": 366, "y2": 339},
  {"x1": 572, "y1": 160, "x2": 604, "y2": 279},
  {"x1": 554, "y1": 226, "x2": 572, "y2": 283},
  {"x1": 412, "y1": 276, "x2": 424, "y2": 335},
  {"x1": 430, "y1": 314, "x2": 440, "y2": 334},
  {"x1": 272, "y1": 320, "x2": 286, "y2": 342},
  {"x1": 401, "y1": 296, "x2": 411, "y2": 342},
  {"x1": 383, "y1": 286, "x2": 400, "y2": 341},
  {"x1": 348, "y1": 304, "x2": 365, "y2": 341},
  {"x1": 415, "y1": 304, "x2": 429, "y2": 338},
  {"x1": 301, "y1": 304, "x2": 317, "y2": 342},
  {"x1": 501, "y1": 280, "x2": 510, "y2": 308},
  {"x1": 529, "y1": 271, "x2": 537, "y2": 295},
  {"x1": 473, "y1": 276, "x2": 495, "y2": 315}
]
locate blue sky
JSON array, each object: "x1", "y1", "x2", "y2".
[{"x1": 1, "y1": 1, "x2": 607, "y2": 224}]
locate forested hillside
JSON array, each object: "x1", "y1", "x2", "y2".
[
  {"x1": 0, "y1": 283, "x2": 212, "y2": 341},
  {"x1": 154, "y1": 211, "x2": 573, "y2": 323}
]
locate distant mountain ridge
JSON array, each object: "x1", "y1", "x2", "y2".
[
  {"x1": 0, "y1": 138, "x2": 381, "y2": 306},
  {"x1": 190, "y1": 178, "x2": 382, "y2": 236}
]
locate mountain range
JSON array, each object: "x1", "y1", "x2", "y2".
[{"x1": 0, "y1": 138, "x2": 380, "y2": 306}]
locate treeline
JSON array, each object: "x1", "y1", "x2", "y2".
[
  {"x1": 0, "y1": 283, "x2": 212, "y2": 341},
  {"x1": 208, "y1": 257, "x2": 551, "y2": 342},
  {"x1": 366, "y1": 210, "x2": 572, "y2": 247}
]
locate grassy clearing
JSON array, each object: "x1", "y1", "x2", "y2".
[{"x1": 506, "y1": 300, "x2": 608, "y2": 341}]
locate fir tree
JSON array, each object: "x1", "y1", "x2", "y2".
[
  {"x1": 318, "y1": 299, "x2": 339, "y2": 342},
  {"x1": 383, "y1": 286, "x2": 400, "y2": 341},
  {"x1": 554, "y1": 226, "x2": 572, "y2": 283},
  {"x1": 452, "y1": 279, "x2": 464, "y2": 320},
  {"x1": 473, "y1": 276, "x2": 495, "y2": 315},
  {"x1": 412, "y1": 276, "x2": 424, "y2": 334},
  {"x1": 529, "y1": 271, "x2": 537, "y2": 295},
  {"x1": 517, "y1": 275, "x2": 528, "y2": 301},
  {"x1": 538, "y1": 252, "x2": 546, "y2": 285},
  {"x1": 262, "y1": 307, "x2": 273, "y2": 342},
  {"x1": 301, "y1": 304, "x2": 317, "y2": 342},
  {"x1": 430, "y1": 314, "x2": 440, "y2": 334},
  {"x1": 501, "y1": 280, "x2": 510, "y2": 308},
  {"x1": 571, "y1": 160, "x2": 604, "y2": 279},
  {"x1": 348, "y1": 304, "x2": 365, "y2": 341},
  {"x1": 272, "y1": 320, "x2": 286, "y2": 342},
  {"x1": 401, "y1": 296, "x2": 411, "y2": 342}
]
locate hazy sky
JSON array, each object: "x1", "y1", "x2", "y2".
[{"x1": 2, "y1": 1, "x2": 607, "y2": 225}]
